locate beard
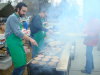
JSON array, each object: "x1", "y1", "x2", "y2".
[
  {"x1": 18, "y1": 11, "x2": 25, "y2": 17},
  {"x1": 19, "y1": 14, "x2": 25, "y2": 17}
]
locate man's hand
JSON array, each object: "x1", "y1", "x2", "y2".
[
  {"x1": 46, "y1": 30, "x2": 53, "y2": 35},
  {"x1": 43, "y1": 22, "x2": 48, "y2": 25},
  {"x1": 30, "y1": 38, "x2": 38, "y2": 46},
  {"x1": 23, "y1": 35, "x2": 38, "y2": 46}
]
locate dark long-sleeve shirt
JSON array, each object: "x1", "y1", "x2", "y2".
[{"x1": 29, "y1": 15, "x2": 47, "y2": 35}]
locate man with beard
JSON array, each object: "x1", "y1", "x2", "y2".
[{"x1": 5, "y1": 2, "x2": 38, "y2": 75}]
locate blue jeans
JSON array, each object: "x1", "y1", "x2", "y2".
[
  {"x1": 85, "y1": 46, "x2": 94, "y2": 73},
  {"x1": 12, "y1": 66, "x2": 25, "y2": 75}
]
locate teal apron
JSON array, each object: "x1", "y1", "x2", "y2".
[
  {"x1": 6, "y1": 13, "x2": 26, "y2": 68},
  {"x1": 31, "y1": 17, "x2": 46, "y2": 57},
  {"x1": 32, "y1": 31, "x2": 46, "y2": 56}
]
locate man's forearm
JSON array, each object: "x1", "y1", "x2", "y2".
[
  {"x1": 23, "y1": 35, "x2": 38, "y2": 46},
  {"x1": 23, "y1": 35, "x2": 31, "y2": 41}
]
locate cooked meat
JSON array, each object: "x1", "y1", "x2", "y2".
[
  {"x1": 48, "y1": 41, "x2": 61, "y2": 47},
  {"x1": 38, "y1": 54, "x2": 44, "y2": 58},
  {"x1": 52, "y1": 56, "x2": 59, "y2": 59},
  {"x1": 45, "y1": 56, "x2": 52, "y2": 59},
  {"x1": 32, "y1": 60, "x2": 38, "y2": 64},
  {"x1": 51, "y1": 59, "x2": 59, "y2": 63},
  {"x1": 48, "y1": 62, "x2": 56, "y2": 66},
  {"x1": 56, "y1": 48, "x2": 61, "y2": 51},
  {"x1": 42, "y1": 58, "x2": 49, "y2": 62},
  {"x1": 34, "y1": 57, "x2": 41, "y2": 61},
  {"x1": 39, "y1": 62, "x2": 46, "y2": 65}
]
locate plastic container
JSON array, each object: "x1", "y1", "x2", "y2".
[{"x1": 0, "y1": 56, "x2": 12, "y2": 70}]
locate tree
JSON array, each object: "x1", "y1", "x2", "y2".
[{"x1": 23, "y1": 0, "x2": 50, "y2": 15}]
